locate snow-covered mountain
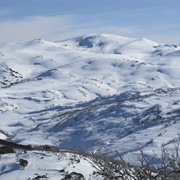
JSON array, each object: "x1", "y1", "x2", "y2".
[{"x1": 0, "y1": 34, "x2": 180, "y2": 179}]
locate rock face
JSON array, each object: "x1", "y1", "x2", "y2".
[
  {"x1": 19, "y1": 159, "x2": 28, "y2": 168},
  {"x1": 62, "y1": 172, "x2": 86, "y2": 180}
]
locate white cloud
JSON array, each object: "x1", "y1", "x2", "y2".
[
  {"x1": 49, "y1": 25, "x2": 138, "y2": 41},
  {"x1": 0, "y1": 15, "x2": 75, "y2": 42},
  {"x1": 0, "y1": 14, "x2": 179, "y2": 45},
  {"x1": 0, "y1": 15, "x2": 138, "y2": 43}
]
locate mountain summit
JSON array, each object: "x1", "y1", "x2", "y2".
[{"x1": 58, "y1": 34, "x2": 159, "y2": 55}]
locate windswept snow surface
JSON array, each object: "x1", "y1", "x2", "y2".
[{"x1": 0, "y1": 34, "x2": 180, "y2": 178}]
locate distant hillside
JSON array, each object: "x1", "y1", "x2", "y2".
[{"x1": 0, "y1": 34, "x2": 180, "y2": 179}]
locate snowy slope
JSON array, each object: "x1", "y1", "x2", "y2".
[
  {"x1": 0, "y1": 34, "x2": 180, "y2": 178},
  {"x1": 0, "y1": 150, "x2": 101, "y2": 180}
]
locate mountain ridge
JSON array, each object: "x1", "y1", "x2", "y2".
[{"x1": 0, "y1": 34, "x2": 180, "y2": 179}]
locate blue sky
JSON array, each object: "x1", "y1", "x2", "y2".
[{"x1": 0, "y1": 0, "x2": 180, "y2": 44}]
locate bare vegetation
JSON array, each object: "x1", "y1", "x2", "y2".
[
  {"x1": 81, "y1": 146, "x2": 180, "y2": 180},
  {"x1": 0, "y1": 139, "x2": 180, "y2": 179}
]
